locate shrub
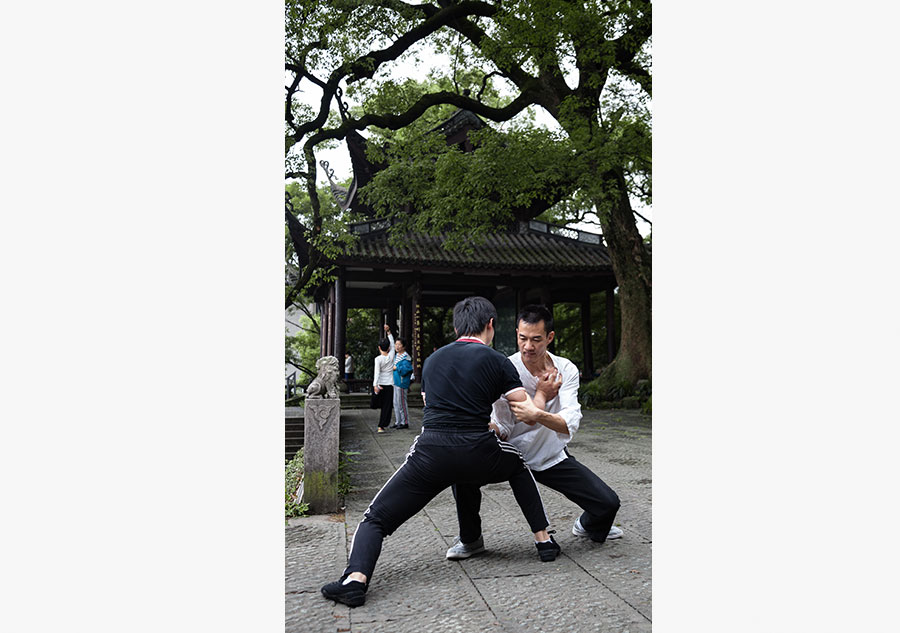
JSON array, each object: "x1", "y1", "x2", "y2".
[
  {"x1": 579, "y1": 380, "x2": 604, "y2": 408},
  {"x1": 337, "y1": 450, "x2": 360, "y2": 497},
  {"x1": 285, "y1": 449, "x2": 309, "y2": 518}
]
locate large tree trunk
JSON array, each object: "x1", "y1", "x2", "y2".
[{"x1": 593, "y1": 170, "x2": 651, "y2": 387}]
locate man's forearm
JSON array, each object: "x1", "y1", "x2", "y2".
[
  {"x1": 534, "y1": 409, "x2": 569, "y2": 435},
  {"x1": 508, "y1": 391, "x2": 569, "y2": 435},
  {"x1": 532, "y1": 391, "x2": 568, "y2": 435}
]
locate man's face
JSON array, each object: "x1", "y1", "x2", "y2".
[{"x1": 517, "y1": 320, "x2": 554, "y2": 362}]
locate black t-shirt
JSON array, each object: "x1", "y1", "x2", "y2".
[{"x1": 421, "y1": 340, "x2": 523, "y2": 429}]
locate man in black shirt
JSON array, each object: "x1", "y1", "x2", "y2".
[{"x1": 321, "y1": 297, "x2": 560, "y2": 607}]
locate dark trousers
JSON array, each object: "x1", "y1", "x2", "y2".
[
  {"x1": 344, "y1": 429, "x2": 549, "y2": 580},
  {"x1": 454, "y1": 450, "x2": 620, "y2": 543},
  {"x1": 377, "y1": 384, "x2": 393, "y2": 429}
]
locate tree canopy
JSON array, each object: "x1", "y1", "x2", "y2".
[{"x1": 285, "y1": 0, "x2": 652, "y2": 385}]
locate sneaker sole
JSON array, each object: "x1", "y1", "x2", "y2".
[
  {"x1": 321, "y1": 587, "x2": 366, "y2": 607},
  {"x1": 446, "y1": 546, "x2": 486, "y2": 560}
]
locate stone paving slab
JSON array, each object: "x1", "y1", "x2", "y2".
[{"x1": 286, "y1": 405, "x2": 652, "y2": 632}]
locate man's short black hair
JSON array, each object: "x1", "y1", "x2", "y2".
[
  {"x1": 378, "y1": 338, "x2": 391, "y2": 352},
  {"x1": 453, "y1": 296, "x2": 498, "y2": 337},
  {"x1": 517, "y1": 304, "x2": 554, "y2": 334}
]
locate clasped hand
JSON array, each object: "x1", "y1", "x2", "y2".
[
  {"x1": 509, "y1": 396, "x2": 541, "y2": 425},
  {"x1": 535, "y1": 368, "x2": 562, "y2": 402}
]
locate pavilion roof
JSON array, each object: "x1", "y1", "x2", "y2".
[{"x1": 337, "y1": 219, "x2": 612, "y2": 273}]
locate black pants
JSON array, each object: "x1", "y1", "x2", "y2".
[
  {"x1": 454, "y1": 449, "x2": 620, "y2": 543},
  {"x1": 343, "y1": 429, "x2": 549, "y2": 580},
  {"x1": 377, "y1": 384, "x2": 393, "y2": 429}
]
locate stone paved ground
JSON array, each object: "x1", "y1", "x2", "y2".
[{"x1": 286, "y1": 406, "x2": 651, "y2": 633}]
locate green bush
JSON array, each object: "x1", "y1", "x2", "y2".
[
  {"x1": 285, "y1": 449, "x2": 309, "y2": 518},
  {"x1": 641, "y1": 395, "x2": 652, "y2": 415},
  {"x1": 285, "y1": 448, "x2": 359, "y2": 519},
  {"x1": 579, "y1": 377, "x2": 635, "y2": 409},
  {"x1": 338, "y1": 450, "x2": 360, "y2": 497},
  {"x1": 579, "y1": 380, "x2": 604, "y2": 408},
  {"x1": 635, "y1": 379, "x2": 652, "y2": 398}
]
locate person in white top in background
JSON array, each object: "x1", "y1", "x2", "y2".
[
  {"x1": 446, "y1": 304, "x2": 622, "y2": 559},
  {"x1": 372, "y1": 324, "x2": 395, "y2": 433},
  {"x1": 344, "y1": 352, "x2": 354, "y2": 381}
]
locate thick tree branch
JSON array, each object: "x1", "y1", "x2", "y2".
[
  {"x1": 305, "y1": 88, "x2": 539, "y2": 147},
  {"x1": 476, "y1": 70, "x2": 501, "y2": 101},
  {"x1": 345, "y1": 1, "x2": 497, "y2": 84},
  {"x1": 288, "y1": 1, "x2": 498, "y2": 144}
]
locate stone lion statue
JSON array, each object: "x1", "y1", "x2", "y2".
[{"x1": 305, "y1": 355, "x2": 340, "y2": 399}]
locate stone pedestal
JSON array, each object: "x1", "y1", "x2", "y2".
[{"x1": 301, "y1": 397, "x2": 341, "y2": 513}]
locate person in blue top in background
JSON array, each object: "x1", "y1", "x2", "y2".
[{"x1": 390, "y1": 336, "x2": 413, "y2": 429}]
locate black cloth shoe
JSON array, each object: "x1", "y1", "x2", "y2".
[
  {"x1": 396, "y1": 424, "x2": 409, "y2": 429},
  {"x1": 321, "y1": 579, "x2": 367, "y2": 607},
  {"x1": 535, "y1": 535, "x2": 561, "y2": 562}
]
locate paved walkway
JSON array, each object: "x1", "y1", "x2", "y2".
[{"x1": 286, "y1": 406, "x2": 652, "y2": 633}]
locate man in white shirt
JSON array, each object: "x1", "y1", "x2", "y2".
[{"x1": 446, "y1": 304, "x2": 622, "y2": 559}]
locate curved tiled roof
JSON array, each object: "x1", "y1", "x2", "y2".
[{"x1": 337, "y1": 221, "x2": 612, "y2": 273}]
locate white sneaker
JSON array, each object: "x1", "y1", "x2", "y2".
[
  {"x1": 446, "y1": 536, "x2": 486, "y2": 560},
  {"x1": 572, "y1": 518, "x2": 624, "y2": 540},
  {"x1": 572, "y1": 518, "x2": 589, "y2": 537}
]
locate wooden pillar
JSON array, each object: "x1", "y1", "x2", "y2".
[
  {"x1": 606, "y1": 286, "x2": 616, "y2": 363},
  {"x1": 326, "y1": 285, "x2": 336, "y2": 357},
  {"x1": 318, "y1": 301, "x2": 327, "y2": 358},
  {"x1": 401, "y1": 287, "x2": 413, "y2": 342},
  {"x1": 411, "y1": 282, "x2": 423, "y2": 382},
  {"x1": 581, "y1": 294, "x2": 594, "y2": 380},
  {"x1": 387, "y1": 301, "x2": 398, "y2": 334},
  {"x1": 334, "y1": 270, "x2": 346, "y2": 369}
]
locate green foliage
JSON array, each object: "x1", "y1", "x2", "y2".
[
  {"x1": 285, "y1": 448, "x2": 359, "y2": 520},
  {"x1": 551, "y1": 295, "x2": 620, "y2": 376},
  {"x1": 421, "y1": 306, "x2": 455, "y2": 354},
  {"x1": 578, "y1": 373, "x2": 634, "y2": 409},
  {"x1": 578, "y1": 380, "x2": 604, "y2": 409},
  {"x1": 338, "y1": 450, "x2": 359, "y2": 497},
  {"x1": 287, "y1": 0, "x2": 651, "y2": 253},
  {"x1": 286, "y1": 309, "x2": 321, "y2": 382},
  {"x1": 361, "y1": 122, "x2": 590, "y2": 250},
  {"x1": 641, "y1": 395, "x2": 652, "y2": 415},
  {"x1": 345, "y1": 308, "x2": 383, "y2": 382},
  {"x1": 285, "y1": 449, "x2": 309, "y2": 519},
  {"x1": 286, "y1": 182, "x2": 363, "y2": 290}
]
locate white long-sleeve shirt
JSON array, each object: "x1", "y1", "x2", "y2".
[
  {"x1": 491, "y1": 351, "x2": 583, "y2": 471},
  {"x1": 372, "y1": 333, "x2": 395, "y2": 387}
]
